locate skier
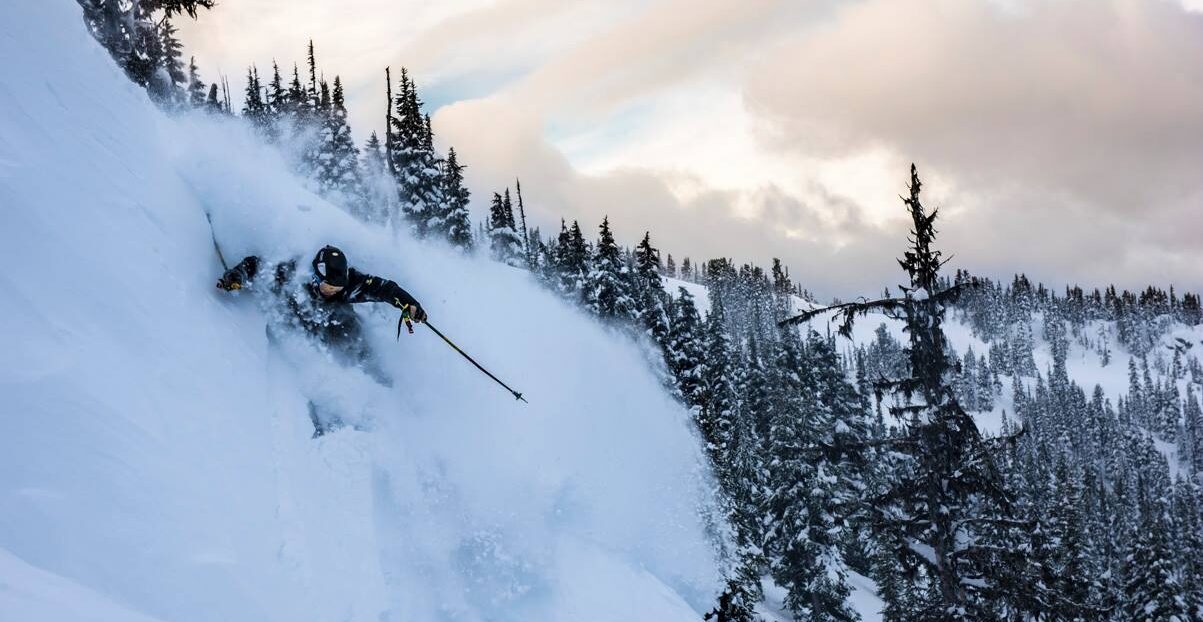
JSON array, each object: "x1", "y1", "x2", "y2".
[{"x1": 215, "y1": 245, "x2": 426, "y2": 383}]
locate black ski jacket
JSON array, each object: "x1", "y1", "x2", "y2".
[{"x1": 224, "y1": 255, "x2": 420, "y2": 310}]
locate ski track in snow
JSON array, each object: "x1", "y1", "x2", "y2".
[{"x1": 0, "y1": 2, "x2": 722, "y2": 620}]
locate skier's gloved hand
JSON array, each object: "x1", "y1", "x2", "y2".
[
  {"x1": 216, "y1": 268, "x2": 244, "y2": 291},
  {"x1": 394, "y1": 299, "x2": 427, "y2": 323}
]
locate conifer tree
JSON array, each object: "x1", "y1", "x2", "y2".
[
  {"x1": 552, "y1": 220, "x2": 590, "y2": 302},
  {"x1": 80, "y1": 0, "x2": 214, "y2": 104},
  {"x1": 487, "y1": 192, "x2": 524, "y2": 267},
  {"x1": 1183, "y1": 386, "x2": 1203, "y2": 476},
  {"x1": 724, "y1": 337, "x2": 772, "y2": 617},
  {"x1": 438, "y1": 147, "x2": 473, "y2": 250},
  {"x1": 266, "y1": 61, "x2": 286, "y2": 121},
  {"x1": 632, "y1": 232, "x2": 671, "y2": 351},
  {"x1": 205, "y1": 83, "x2": 222, "y2": 113},
  {"x1": 515, "y1": 179, "x2": 532, "y2": 267},
  {"x1": 241, "y1": 65, "x2": 270, "y2": 131},
  {"x1": 699, "y1": 300, "x2": 739, "y2": 469},
  {"x1": 358, "y1": 131, "x2": 394, "y2": 224},
  {"x1": 764, "y1": 330, "x2": 865, "y2": 621},
  {"x1": 585, "y1": 217, "x2": 636, "y2": 322},
  {"x1": 666, "y1": 288, "x2": 706, "y2": 407},
  {"x1": 386, "y1": 68, "x2": 442, "y2": 236},
  {"x1": 159, "y1": 19, "x2": 187, "y2": 106},
  {"x1": 1122, "y1": 485, "x2": 1189, "y2": 621},
  {"x1": 782, "y1": 165, "x2": 1023, "y2": 620},
  {"x1": 285, "y1": 64, "x2": 306, "y2": 124},
  {"x1": 1040, "y1": 458, "x2": 1105, "y2": 618},
  {"x1": 311, "y1": 76, "x2": 363, "y2": 207},
  {"x1": 306, "y1": 39, "x2": 319, "y2": 110},
  {"x1": 1174, "y1": 480, "x2": 1203, "y2": 620},
  {"x1": 186, "y1": 56, "x2": 206, "y2": 108}
]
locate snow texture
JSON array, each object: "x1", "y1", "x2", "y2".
[{"x1": 0, "y1": 2, "x2": 721, "y2": 620}]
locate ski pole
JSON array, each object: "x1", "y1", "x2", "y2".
[
  {"x1": 204, "y1": 210, "x2": 230, "y2": 271},
  {"x1": 397, "y1": 315, "x2": 527, "y2": 403}
]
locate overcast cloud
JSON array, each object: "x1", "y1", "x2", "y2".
[{"x1": 179, "y1": 0, "x2": 1203, "y2": 299}]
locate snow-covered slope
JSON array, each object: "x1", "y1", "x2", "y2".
[
  {"x1": 0, "y1": 2, "x2": 721, "y2": 620},
  {"x1": 824, "y1": 310, "x2": 1203, "y2": 436},
  {"x1": 663, "y1": 276, "x2": 820, "y2": 317}
]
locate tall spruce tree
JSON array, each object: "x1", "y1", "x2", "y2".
[
  {"x1": 358, "y1": 131, "x2": 394, "y2": 224},
  {"x1": 1122, "y1": 483, "x2": 1189, "y2": 621},
  {"x1": 185, "y1": 56, "x2": 206, "y2": 108},
  {"x1": 553, "y1": 220, "x2": 590, "y2": 302},
  {"x1": 782, "y1": 165, "x2": 1023, "y2": 620},
  {"x1": 632, "y1": 232, "x2": 671, "y2": 352},
  {"x1": 312, "y1": 76, "x2": 363, "y2": 207},
  {"x1": 666, "y1": 287, "x2": 706, "y2": 407},
  {"x1": 241, "y1": 65, "x2": 270, "y2": 132},
  {"x1": 386, "y1": 68, "x2": 442, "y2": 236},
  {"x1": 585, "y1": 217, "x2": 636, "y2": 322},
  {"x1": 487, "y1": 192, "x2": 524, "y2": 267},
  {"x1": 764, "y1": 330, "x2": 865, "y2": 621},
  {"x1": 79, "y1": 0, "x2": 214, "y2": 104},
  {"x1": 515, "y1": 179, "x2": 532, "y2": 267},
  {"x1": 159, "y1": 19, "x2": 186, "y2": 106},
  {"x1": 438, "y1": 147, "x2": 474, "y2": 250}
]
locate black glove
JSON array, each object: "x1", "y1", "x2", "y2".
[
  {"x1": 216, "y1": 257, "x2": 258, "y2": 292},
  {"x1": 216, "y1": 267, "x2": 245, "y2": 291},
  {"x1": 394, "y1": 299, "x2": 427, "y2": 323}
]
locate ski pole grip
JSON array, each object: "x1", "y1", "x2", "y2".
[{"x1": 396, "y1": 310, "x2": 415, "y2": 340}]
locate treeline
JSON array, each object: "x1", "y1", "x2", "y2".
[
  {"x1": 952, "y1": 271, "x2": 1202, "y2": 358},
  {"x1": 235, "y1": 47, "x2": 474, "y2": 249},
  {"x1": 78, "y1": 0, "x2": 226, "y2": 110}
]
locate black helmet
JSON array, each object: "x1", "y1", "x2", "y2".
[{"x1": 312, "y1": 245, "x2": 349, "y2": 287}]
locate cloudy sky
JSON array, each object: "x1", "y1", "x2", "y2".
[{"x1": 178, "y1": 0, "x2": 1203, "y2": 299}]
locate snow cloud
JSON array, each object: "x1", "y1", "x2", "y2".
[{"x1": 179, "y1": 0, "x2": 1203, "y2": 298}]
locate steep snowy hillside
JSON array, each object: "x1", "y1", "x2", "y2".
[{"x1": 0, "y1": 2, "x2": 721, "y2": 621}]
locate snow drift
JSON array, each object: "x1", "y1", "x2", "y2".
[{"x1": 0, "y1": 2, "x2": 721, "y2": 620}]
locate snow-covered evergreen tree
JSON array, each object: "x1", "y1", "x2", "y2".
[
  {"x1": 764, "y1": 330, "x2": 866, "y2": 621},
  {"x1": 784, "y1": 165, "x2": 1025, "y2": 620},
  {"x1": 438, "y1": 147, "x2": 473, "y2": 250},
  {"x1": 386, "y1": 68, "x2": 442, "y2": 237},
  {"x1": 487, "y1": 191, "x2": 524, "y2": 267},
  {"x1": 311, "y1": 76, "x2": 363, "y2": 208},
  {"x1": 185, "y1": 56, "x2": 206, "y2": 108},
  {"x1": 632, "y1": 232, "x2": 671, "y2": 351},
  {"x1": 358, "y1": 131, "x2": 395, "y2": 224},
  {"x1": 1122, "y1": 485, "x2": 1189, "y2": 621},
  {"x1": 552, "y1": 220, "x2": 590, "y2": 303},
  {"x1": 666, "y1": 287, "x2": 706, "y2": 407},
  {"x1": 241, "y1": 65, "x2": 270, "y2": 132},
  {"x1": 584, "y1": 217, "x2": 635, "y2": 322},
  {"x1": 158, "y1": 19, "x2": 186, "y2": 107},
  {"x1": 79, "y1": 0, "x2": 214, "y2": 105}
]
